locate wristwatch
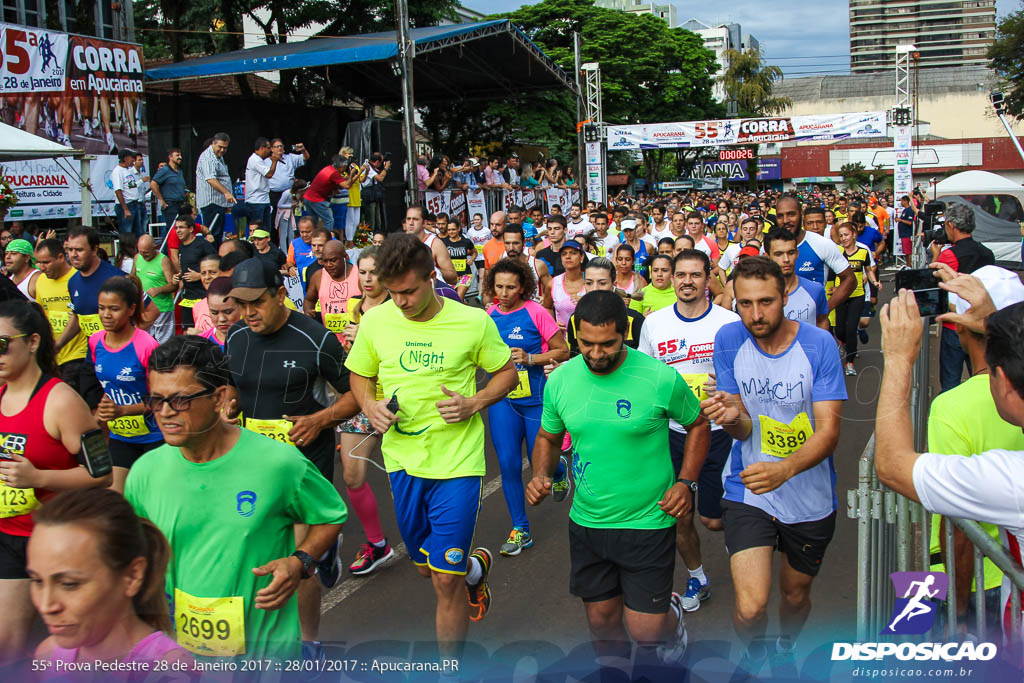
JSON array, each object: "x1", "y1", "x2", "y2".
[
  {"x1": 676, "y1": 478, "x2": 698, "y2": 496},
  {"x1": 291, "y1": 550, "x2": 317, "y2": 580}
]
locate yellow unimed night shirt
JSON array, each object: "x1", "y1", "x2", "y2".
[{"x1": 345, "y1": 300, "x2": 510, "y2": 478}]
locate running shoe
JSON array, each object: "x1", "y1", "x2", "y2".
[
  {"x1": 858, "y1": 327, "x2": 869, "y2": 344},
  {"x1": 499, "y1": 528, "x2": 533, "y2": 556},
  {"x1": 466, "y1": 547, "x2": 492, "y2": 622},
  {"x1": 680, "y1": 576, "x2": 711, "y2": 612},
  {"x1": 658, "y1": 592, "x2": 688, "y2": 665},
  {"x1": 844, "y1": 362, "x2": 857, "y2": 376},
  {"x1": 106, "y1": 131, "x2": 116, "y2": 154},
  {"x1": 348, "y1": 540, "x2": 395, "y2": 576},
  {"x1": 316, "y1": 532, "x2": 344, "y2": 589},
  {"x1": 552, "y1": 455, "x2": 571, "y2": 502},
  {"x1": 302, "y1": 640, "x2": 327, "y2": 681},
  {"x1": 769, "y1": 640, "x2": 798, "y2": 678}
]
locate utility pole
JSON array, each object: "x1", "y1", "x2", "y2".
[
  {"x1": 892, "y1": 44, "x2": 916, "y2": 267},
  {"x1": 581, "y1": 62, "x2": 605, "y2": 204},
  {"x1": 991, "y1": 91, "x2": 1024, "y2": 164},
  {"x1": 573, "y1": 32, "x2": 584, "y2": 202},
  {"x1": 396, "y1": 0, "x2": 418, "y2": 205}
]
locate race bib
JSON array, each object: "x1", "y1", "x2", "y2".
[
  {"x1": 508, "y1": 369, "x2": 532, "y2": 400},
  {"x1": 245, "y1": 417, "x2": 294, "y2": 445},
  {"x1": 174, "y1": 588, "x2": 246, "y2": 657},
  {"x1": 78, "y1": 314, "x2": 102, "y2": 337},
  {"x1": 475, "y1": 244, "x2": 485, "y2": 255},
  {"x1": 178, "y1": 298, "x2": 200, "y2": 309},
  {"x1": 451, "y1": 258, "x2": 467, "y2": 272},
  {"x1": 0, "y1": 479, "x2": 39, "y2": 518},
  {"x1": 109, "y1": 414, "x2": 149, "y2": 438},
  {"x1": 48, "y1": 310, "x2": 69, "y2": 334},
  {"x1": 681, "y1": 373, "x2": 710, "y2": 402},
  {"x1": 759, "y1": 412, "x2": 813, "y2": 458},
  {"x1": 324, "y1": 313, "x2": 348, "y2": 334}
]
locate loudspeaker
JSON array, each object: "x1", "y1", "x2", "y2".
[{"x1": 344, "y1": 119, "x2": 407, "y2": 233}]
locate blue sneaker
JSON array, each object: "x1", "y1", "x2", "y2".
[
  {"x1": 552, "y1": 455, "x2": 571, "y2": 502},
  {"x1": 858, "y1": 327, "x2": 869, "y2": 344},
  {"x1": 680, "y1": 576, "x2": 710, "y2": 612},
  {"x1": 317, "y1": 532, "x2": 343, "y2": 589}
]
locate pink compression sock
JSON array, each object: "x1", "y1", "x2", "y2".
[{"x1": 346, "y1": 483, "x2": 385, "y2": 545}]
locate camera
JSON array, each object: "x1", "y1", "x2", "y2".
[
  {"x1": 291, "y1": 145, "x2": 302, "y2": 153},
  {"x1": 921, "y1": 200, "x2": 946, "y2": 244},
  {"x1": 383, "y1": 152, "x2": 393, "y2": 162}
]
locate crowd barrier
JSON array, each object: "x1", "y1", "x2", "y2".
[{"x1": 418, "y1": 187, "x2": 581, "y2": 227}]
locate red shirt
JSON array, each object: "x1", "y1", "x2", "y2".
[
  {"x1": 166, "y1": 222, "x2": 205, "y2": 250},
  {"x1": 305, "y1": 166, "x2": 345, "y2": 203}
]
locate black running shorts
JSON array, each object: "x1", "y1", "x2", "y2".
[
  {"x1": 720, "y1": 498, "x2": 836, "y2": 577},
  {"x1": 669, "y1": 428, "x2": 733, "y2": 520}
]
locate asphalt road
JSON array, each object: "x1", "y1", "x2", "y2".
[{"x1": 315, "y1": 277, "x2": 905, "y2": 682}]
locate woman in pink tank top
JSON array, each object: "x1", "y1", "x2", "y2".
[{"x1": 28, "y1": 489, "x2": 192, "y2": 676}]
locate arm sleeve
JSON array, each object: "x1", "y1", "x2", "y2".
[
  {"x1": 286, "y1": 456, "x2": 349, "y2": 525},
  {"x1": 926, "y1": 395, "x2": 971, "y2": 457},
  {"x1": 152, "y1": 167, "x2": 169, "y2": 185},
  {"x1": 937, "y1": 248, "x2": 958, "y2": 271},
  {"x1": 565, "y1": 314, "x2": 579, "y2": 356},
  {"x1": 814, "y1": 284, "x2": 829, "y2": 317},
  {"x1": 197, "y1": 154, "x2": 214, "y2": 183},
  {"x1": 637, "y1": 317, "x2": 655, "y2": 357},
  {"x1": 810, "y1": 330, "x2": 848, "y2": 401},
  {"x1": 713, "y1": 325, "x2": 740, "y2": 394},
  {"x1": 111, "y1": 168, "x2": 125, "y2": 192},
  {"x1": 540, "y1": 372, "x2": 565, "y2": 434},
  {"x1": 473, "y1": 313, "x2": 513, "y2": 373},
  {"x1": 526, "y1": 302, "x2": 560, "y2": 348},
  {"x1": 912, "y1": 450, "x2": 1024, "y2": 528},
  {"x1": 319, "y1": 332, "x2": 351, "y2": 394},
  {"x1": 822, "y1": 241, "x2": 850, "y2": 274}
]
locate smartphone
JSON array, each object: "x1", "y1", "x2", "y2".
[
  {"x1": 895, "y1": 268, "x2": 949, "y2": 318},
  {"x1": 78, "y1": 428, "x2": 113, "y2": 478}
]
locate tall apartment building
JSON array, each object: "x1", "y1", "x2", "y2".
[
  {"x1": 849, "y1": 0, "x2": 997, "y2": 73},
  {"x1": 680, "y1": 19, "x2": 760, "y2": 102},
  {"x1": 594, "y1": 0, "x2": 678, "y2": 27}
]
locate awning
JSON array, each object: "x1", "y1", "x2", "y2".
[
  {"x1": 145, "y1": 20, "x2": 576, "y2": 103},
  {"x1": 0, "y1": 122, "x2": 83, "y2": 162}
]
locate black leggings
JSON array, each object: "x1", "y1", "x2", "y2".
[{"x1": 835, "y1": 294, "x2": 865, "y2": 362}]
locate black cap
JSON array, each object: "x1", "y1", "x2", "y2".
[{"x1": 228, "y1": 258, "x2": 284, "y2": 302}]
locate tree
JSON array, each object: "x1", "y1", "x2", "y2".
[
  {"x1": 988, "y1": 6, "x2": 1024, "y2": 121},
  {"x1": 840, "y1": 162, "x2": 871, "y2": 191}
]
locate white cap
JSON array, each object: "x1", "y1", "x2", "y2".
[
  {"x1": 950, "y1": 265, "x2": 1024, "y2": 315},
  {"x1": 620, "y1": 219, "x2": 637, "y2": 231}
]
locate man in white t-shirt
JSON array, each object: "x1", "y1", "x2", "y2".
[
  {"x1": 267, "y1": 139, "x2": 308, "y2": 209},
  {"x1": 684, "y1": 212, "x2": 720, "y2": 263},
  {"x1": 652, "y1": 211, "x2": 686, "y2": 243},
  {"x1": 243, "y1": 137, "x2": 282, "y2": 234},
  {"x1": 590, "y1": 212, "x2": 620, "y2": 258},
  {"x1": 639, "y1": 249, "x2": 737, "y2": 614},
  {"x1": 877, "y1": 276, "x2": 1024, "y2": 643},
  {"x1": 717, "y1": 217, "x2": 762, "y2": 278},
  {"x1": 111, "y1": 149, "x2": 145, "y2": 236},
  {"x1": 566, "y1": 203, "x2": 593, "y2": 240}
]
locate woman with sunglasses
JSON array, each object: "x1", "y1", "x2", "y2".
[
  {"x1": 87, "y1": 277, "x2": 162, "y2": 493},
  {"x1": 0, "y1": 300, "x2": 109, "y2": 662}
]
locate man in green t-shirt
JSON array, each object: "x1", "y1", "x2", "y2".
[
  {"x1": 926, "y1": 265, "x2": 1024, "y2": 635},
  {"x1": 527, "y1": 290, "x2": 709, "y2": 665},
  {"x1": 125, "y1": 336, "x2": 347, "y2": 662},
  {"x1": 131, "y1": 234, "x2": 178, "y2": 343},
  {"x1": 345, "y1": 232, "x2": 518, "y2": 661}
]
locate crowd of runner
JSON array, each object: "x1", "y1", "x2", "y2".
[{"x1": 0, "y1": 161, "x2": 1022, "y2": 682}]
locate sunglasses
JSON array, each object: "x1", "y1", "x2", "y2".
[
  {"x1": 143, "y1": 389, "x2": 216, "y2": 413},
  {"x1": 0, "y1": 334, "x2": 28, "y2": 354}
]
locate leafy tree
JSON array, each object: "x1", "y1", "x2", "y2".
[
  {"x1": 988, "y1": 6, "x2": 1024, "y2": 121},
  {"x1": 840, "y1": 162, "x2": 871, "y2": 191}
]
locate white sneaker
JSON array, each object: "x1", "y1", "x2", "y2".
[
  {"x1": 658, "y1": 592, "x2": 688, "y2": 665},
  {"x1": 106, "y1": 131, "x2": 116, "y2": 153}
]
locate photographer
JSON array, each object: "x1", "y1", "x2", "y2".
[
  {"x1": 931, "y1": 203, "x2": 995, "y2": 392},
  {"x1": 363, "y1": 152, "x2": 391, "y2": 234}
]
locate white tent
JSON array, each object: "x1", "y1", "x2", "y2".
[
  {"x1": 0, "y1": 121, "x2": 94, "y2": 226},
  {"x1": 935, "y1": 170, "x2": 1024, "y2": 204}
]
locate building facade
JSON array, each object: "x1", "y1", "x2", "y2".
[
  {"x1": 595, "y1": 0, "x2": 677, "y2": 27},
  {"x1": 680, "y1": 19, "x2": 760, "y2": 102},
  {"x1": 849, "y1": 0, "x2": 997, "y2": 73},
  {"x1": 1, "y1": 0, "x2": 135, "y2": 40}
]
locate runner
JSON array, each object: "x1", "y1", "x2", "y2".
[
  {"x1": 28, "y1": 488, "x2": 192, "y2": 669},
  {"x1": 631, "y1": 253, "x2": 676, "y2": 317},
  {"x1": 184, "y1": 252, "x2": 222, "y2": 335},
  {"x1": 564, "y1": 257, "x2": 645, "y2": 355},
  {"x1": 130, "y1": 235, "x2": 176, "y2": 343},
  {"x1": 303, "y1": 240, "x2": 359, "y2": 338},
  {"x1": 125, "y1": 335, "x2": 347, "y2": 662},
  {"x1": 345, "y1": 233, "x2": 518, "y2": 661},
  {"x1": 402, "y1": 205, "x2": 458, "y2": 286},
  {"x1": 763, "y1": 227, "x2": 830, "y2": 331},
  {"x1": 550, "y1": 240, "x2": 586, "y2": 330},
  {"x1": 835, "y1": 223, "x2": 879, "y2": 376},
  {"x1": 252, "y1": 227, "x2": 288, "y2": 273},
  {"x1": 87, "y1": 277, "x2": 162, "y2": 493},
  {"x1": 639, "y1": 249, "x2": 739, "y2": 613},
  {"x1": 716, "y1": 217, "x2": 762, "y2": 281},
  {"x1": 63, "y1": 226, "x2": 124, "y2": 409},
  {"x1": 590, "y1": 213, "x2": 620, "y2": 258},
  {"x1": 222, "y1": 257, "x2": 359, "y2": 651},
  {"x1": 535, "y1": 215, "x2": 570, "y2": 277},
  {"x1": 32, "y1": 239, "x2": 88, "y2": 393},
  {"x1": 526, "y1": 290, "x2": 705, "y2": 666},
  {"x1": 286, "y1": 216, "x2": 318, "y2": 288},
  {"x1": 170, "y1": 217, "x2": 217, "y2": 334},
  {"x1": 773, "y1": 195, "x2": 854, "y2": 311},
  {"x1": 481, "y1": 212, "x2": 507, "y2": 277},
  {"x1": 441, "y1": 220, "x2": 477, "y2": 301},
  {"x1": 501, "y1": 225, "x2": 553, "y2": 314},
  {"x1": 0, "y1": 300, "x2": 109, "y2": 661},
  {"x1": 334, "y1": 247, "x2": 395, "y2": 577},
  {"x1": 198, "y1": 277, "x2": 241, "y2": 349},
  {"x1": 618, "y1": 218, "x2": 651, "y2": 280},
  {"x1": 5, "y1": 240, "x2": 40, "y2": 300},
  {"x1": 484, "y1": 258, "x2": 570, "y2": 556},
  {"x1": 701, "y1": 256, "x2": 846, "y2": 675}
]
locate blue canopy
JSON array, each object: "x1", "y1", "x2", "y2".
[{"x1": 145, "y1": 20, "x2": 576, "y2": 103}]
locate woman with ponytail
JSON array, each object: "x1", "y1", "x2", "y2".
[
  {"x1": 0, "y1": 300, "x2": 110, "y2": 662},
  {"x1": 27, "y1": 488, "x2": 191, "y2": 669}
]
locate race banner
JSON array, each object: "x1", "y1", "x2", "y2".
[
  {"x1": 502, "y1": 189, "x2": 521, "y2": 212},
  {"x1": 607, "y1": 112, "x2": 888, "y2": 150},
  {"x1": 466, "y1": 189, "x2": 488, "y2": 227},
  {"x1": 284, "y1": 275, "x2": 305, "y2": 310},
  {"x1": 0, "y1": 21, "x2": 68, "y2": 93},
  {"x1": 1, "y1": 20, "x2": 148, "y2": 220},
  {"x1": 424, "y1": 190, "x2": 469, "y2": 224},
  {"x1": 521, "y1": 189, "x2": 536, "y2": 211},
  {"x1": 545, "y1": 188, "x2": 574, "y2": 215}
]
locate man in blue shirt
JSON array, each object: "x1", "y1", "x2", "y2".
[{"x1": 150, "y1": 148, "x2": 187, "y2": 235}]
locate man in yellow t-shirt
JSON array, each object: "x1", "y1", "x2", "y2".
[
  {"x1": 33, "y1": 238, "x2": 87, "y2": 368},
  {"x1": 345, "y1": 233, "x2": 517, "y2": 659}
]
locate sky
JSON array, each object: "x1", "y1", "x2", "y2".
[{"x1": 466, "y1": 0, "x2": 1019, "y2": 78}]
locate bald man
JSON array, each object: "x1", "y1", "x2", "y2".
[
  {"x1": 303, "y1": 240, "x2": 360, "y2": 335},
  {"x1": 402, "y1": 204, "x2": 458, "y2": 285},
  {"x1": 130, "y1": 234, "x2": 178, "y2": 342}
]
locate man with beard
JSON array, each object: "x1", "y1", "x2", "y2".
[
  {"x1": 500, "y1": 225, "x2": 553, "y2": 314},
  {"x1": 774, "y1": 195, "x2": 854, "y2": 312},
  {"x1": 701, "y1": 256, "x2": 845, "y2": 676}
]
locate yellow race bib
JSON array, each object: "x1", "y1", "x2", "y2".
[
  {"x1": 0, "y1": 480, "x2": 39, "y2": 518},
  {"x1": 759, "y1": 413, "x2": 813, "y2": 458},
  {"x1": 108, "y1": 414, "x2": 149, "y2": 438},
  {"x1": 451, "y1": 258, "x2": 467, "y2": 272},
  {"x1": 475, "y1": 244, "x2": 485, "y2": 255},
  {"x1": 78, "y1": 313, "x2": 102, "y2": 337},
  {"x1": 178, "y1": 298, "x2": 200, "y2": 309},
  {"x1": 324, "y1": 313, "x2": 348, "y2": 334},
  {"x1": 174, "y1": 588, "x2": 246, "y2": 657},
  {"x1": 244, "y1": 417, "x2": 294, "y2": 445},
  {"x1": 48, "y1": 310, "x2": 69, "y2": 334},
  {"x1": 681, "y1": 373, "x2": 710, "y2": 402},
  {"x1": 507, "y1": 369, "x2": 532, "y2": 400}
]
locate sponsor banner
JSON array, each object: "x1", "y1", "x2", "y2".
[
  {"x1": 607, "y1": 112, "x2": 888, "y2": 150},
  {"x1": 893, "y1": 125, "x2": 914, "y2": 200},
  {"x1": 466, "y1": 189, "x2": 488, "y2": 227},
  {"x1": 284, "y1": 275, "x2": 305, "y2": 310},
  {"x1": 685, "y1": 158, "x2": 782, "y2": 182},
  {"x1": 502, "y1": 189, "x2": 521, "y2": 212},
  {"x1": 1, "y1": 155, "x2": 149, "y2": 220},
  {"x1": 66, "y1": 34, "x2": 144, "y2": 96},
  {"x1": 521, "y1": 189, "x2": 536, "y2": 211},
  {"x1": 585, "y1": 140, "x2": 604, "y2": 204},
  {"x1": 424, "y1": 190, "x2": 469, "y2": 223},
  {"x1": 0, "y1": 22, "x2": 68, "y2": 93},
  {"x1": 545, "y1": 188, "x2": 571, "y2": 215}
]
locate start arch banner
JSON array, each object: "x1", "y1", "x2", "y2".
[{"x1": 606, "y1": 112, "x2": 888, "y2": 150}]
